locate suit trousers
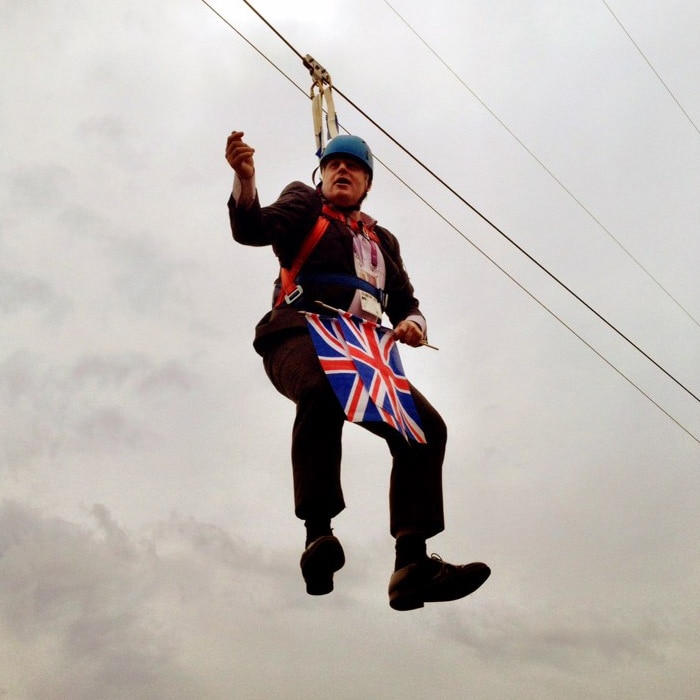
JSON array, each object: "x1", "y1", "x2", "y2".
[{"x1": 261, "y1": 329, "x2": 447, "y2": 538}]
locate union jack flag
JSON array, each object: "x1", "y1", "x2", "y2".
[{"x1": 305, "y1": 312, "x2": 427, "y2": 444}]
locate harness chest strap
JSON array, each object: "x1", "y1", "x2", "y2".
[{"x1": 274, "y1": 204, "x2": 384, "y2": 309}]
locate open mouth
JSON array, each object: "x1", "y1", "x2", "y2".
[{"x1": 334, "y1": 177, "x2": 351, "y2": 186}]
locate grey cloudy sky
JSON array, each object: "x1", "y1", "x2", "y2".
[{"x1": 2, "y1": 0, "x2": 699, "y2": 698}]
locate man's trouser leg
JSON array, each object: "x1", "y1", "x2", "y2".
[
  {"x1": 263, "y1": 330, "x2": 446, "y2": 535},
  {"x1": 362, "y1": 385, "x2": 446, "y2": 539},
  {"x1": 262, "y1": 331, "x2": 346, "y2": 521}
]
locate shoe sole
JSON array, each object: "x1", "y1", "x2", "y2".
[
  {"x1": 389, "y1": 588, "x2": 424, "y2": 611},
  {"x1": 300, "y1": 536, "x2": 345, "y2": 596}
]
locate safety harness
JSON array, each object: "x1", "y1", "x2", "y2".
[
  {"x1": 273, "y1": 203, "x2": 388, "y2": 310},
  {"x1": 274, "y1": 57, "x2": 386, "y2": 310}
]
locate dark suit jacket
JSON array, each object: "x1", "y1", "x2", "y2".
[{"x1": 228, "y1": 181, "x2": 425, "y2": 354}]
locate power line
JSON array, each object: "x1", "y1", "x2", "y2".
[
  {"x1": 199, "y1": 0, "x2": 700, "y2": 443},
  {"x1": 601, "y1": 0, "x2": 700, "y2": 136},
  {"x1": 381, "y1": 0, "x2": 700, "y2": 333}
]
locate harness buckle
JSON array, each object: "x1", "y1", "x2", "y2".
[{"x1": 284, "y1": 284, "x2": 304, "y2": 305}]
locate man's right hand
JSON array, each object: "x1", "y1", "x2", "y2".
[{"x1": 225, "y1": 131, "x2": 255, "y2": 180}]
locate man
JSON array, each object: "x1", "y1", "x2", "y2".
[{"x1": 226, "y1": 130, "x2": 490, "y2": 610}]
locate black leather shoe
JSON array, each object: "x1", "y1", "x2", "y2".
[
  {"x1": 388, "y1": 554, "x2": 490, "y2": 611},
  {"x1": 300, "y1": 536, "x2": 345, "y2": 595}
]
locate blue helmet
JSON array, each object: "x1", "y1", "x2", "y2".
[{"x1": 320, "y1": 135, "x2": 374, "y2": 180}]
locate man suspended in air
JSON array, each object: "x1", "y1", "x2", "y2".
[{"x1": 225, "y1": 130, "x2": 490, "y2": 610}]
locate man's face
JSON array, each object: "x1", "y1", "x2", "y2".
[{"x1": 320, "y1": 157, "x2": 371, "y2": 208}]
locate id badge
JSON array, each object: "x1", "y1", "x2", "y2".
[{"x1": 360, "y1": 290, "x2": 382, "y2": 318}]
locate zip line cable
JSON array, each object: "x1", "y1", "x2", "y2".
[
  {"x1": 199, "y1": 1, "x2": 700, "y2": 442},
  {"x1": 203, "y1": 0, "x2": 700, "y2": 405},
  {"x1": 375, "y1": 154, "x2": 700, "y2": 446},
  {"x1": 382, "y1": 0, "x2": 700, "y2": 333},
  {"x1": 601, "y1": 0, "x2": 700, "y2": 136},
  {"x1": 296, "y1": 77, "x2": 700, "y2": 403},
  {"x1": 199, "y1": 0, "x2": 303, "y2": 94},
  {"x1": 226, "y1": 0, "x2": 700, "y2": 406},
  {"x1": 341, "y1": 96, "x2": 700, "y2": 429}
]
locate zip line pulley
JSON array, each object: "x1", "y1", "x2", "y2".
[{"x1": 303, "y1": 54, "x2": 339, "y2": 157}]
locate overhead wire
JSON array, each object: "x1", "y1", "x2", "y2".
[
  {"x1": 377, "y1": 156, "x2": 700, "y2": 447},
  {"x1": 329, "y1": 83, "x2": 700, "y2": 405},
  {"x1": 381, "y1": 0, "x2": 700, "y2": 333},
  {"x1": 199, "y1": 0, "x2": 700, "y2": 443},
  {"x1": 228, "y1": 0, "x2": 700, "y2": 406},
  {"x1": 601, "y1": 0, "x2": 700, "y2": 136},
  {"x1": 199, "y1": 0, "x2": 303, "y2": 95}
]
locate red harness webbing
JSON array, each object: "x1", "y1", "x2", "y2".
[
  {"x1": 274, "y1": 204, "x2": 380, "y2": 308},
  {"x1": 275, "y1": 208, "x2": 331, "y2": 307},
  {"x1": 321, "y1": 204, "x2": 379, "y2": 242}
]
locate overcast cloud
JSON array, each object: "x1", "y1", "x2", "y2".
[{"x1": 2, "y1": 1, "x2": 699, "y2": 698}]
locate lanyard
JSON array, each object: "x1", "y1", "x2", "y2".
[{"x1": 353, "y1": 227, "x2": 378, "y2": 270}]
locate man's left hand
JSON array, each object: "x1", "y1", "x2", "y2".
[{"x1": 393, "y1": 320, "x2": 424, "y2": 347}]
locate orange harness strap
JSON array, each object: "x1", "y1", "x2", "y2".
[{"x1": 274, "y1": 208, "x2": 331, "y2": 307}]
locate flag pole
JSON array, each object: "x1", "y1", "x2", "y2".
[{"x1": 307, "y1": 301, "x2": 440, "y2": 351}]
